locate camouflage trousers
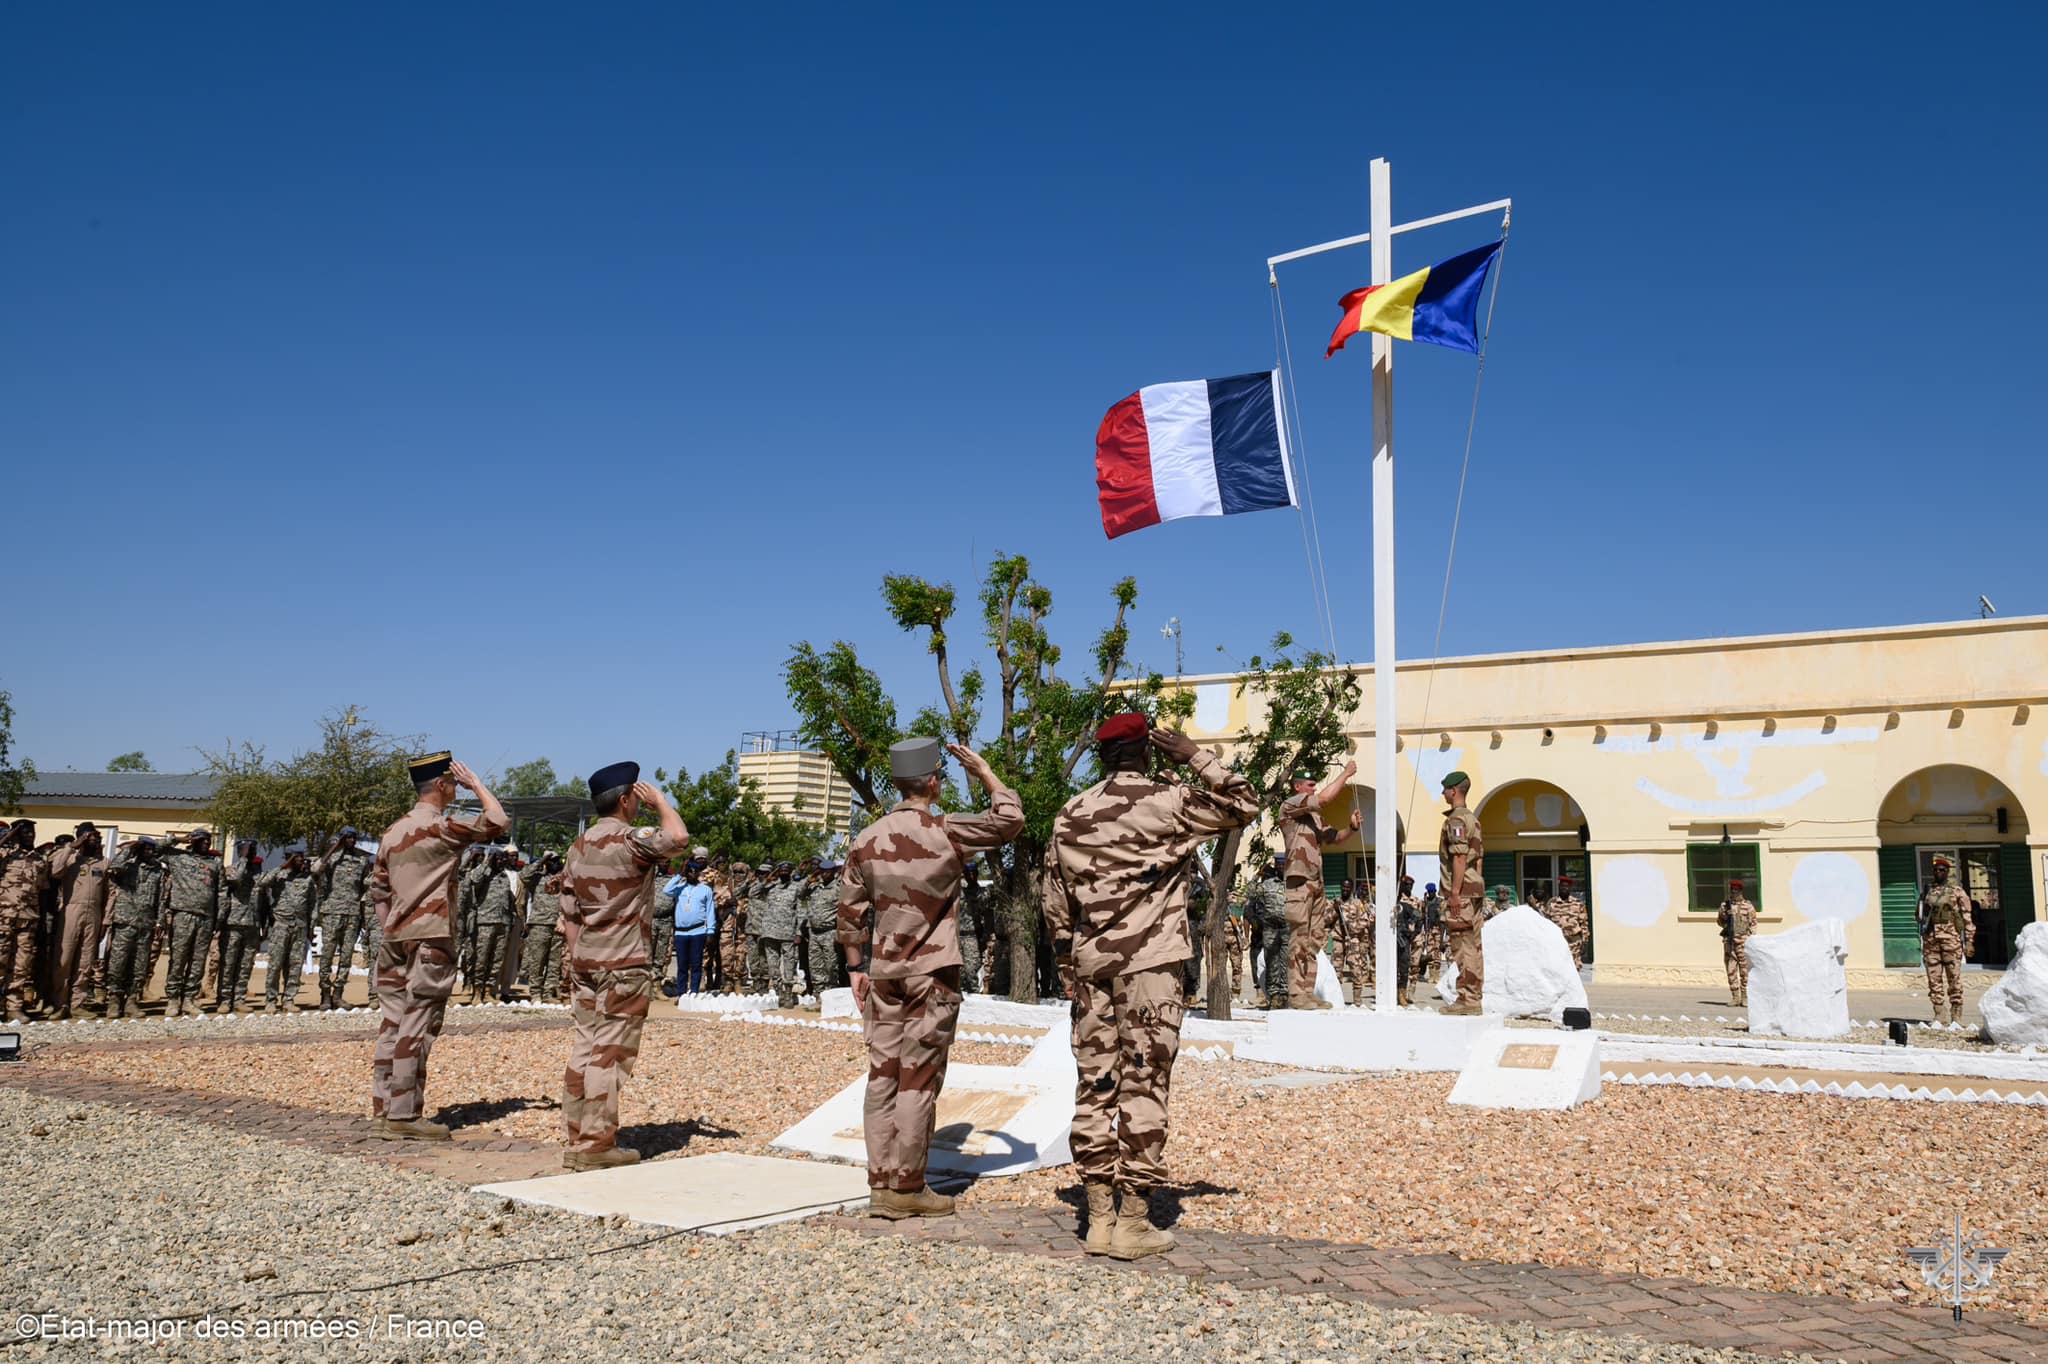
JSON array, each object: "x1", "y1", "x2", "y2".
[
  {"x1": 522, "y1": 923, "x2": 564, "y2": 1000},
  {"x1": 266, "y1": 916, "x2": 311, "y2": 1007},
  {"x1": 652, "y1": 918, "x2": 674, "y2": 977},
  {"x1": 1722, "y1": 940, "x2": 1750, "y2": 996},
  {"x1": 55, "y1": 904, "x2": 104, "y2": 1014},
  {"x1": 165, "y1": 911, "x2": 214, "y2": 1001},
  {"x1": 216, "y1": 925, "x2": 258, "y2": 1008},
  {"x1": 1923, "y1": 931, "x2": 1965, "y2": 1013},
  {"x1": 359, "y1": 915, "x2": 384, "y2": 1003},
  {"x1": 371, "y1": 939, "x2": 456, "y2": 1121},
  {"x1": 1070, "y1": 964, "x2": 1183, "y2": 1194},
  {"x1": 860, "y1": 966, "x2": 962, "y2": 1191},
  {"x1": 105, "y1": 921, "x2": 151, "y2": 999},
  {"x1": 1333, "y1": 923, "x2": 1374, "y2": 998},
  {"x1": 804, "y1": 923, "x2": 840, "y2": 999},
  {"x1": 472, "y1": 923, "x2": 510, "y2": 1000},
  {"x1": 0, "y1": 914, "x2": 36, "y2": 1016},
  {"x1": 960, "y1": 918, "x2": 985, "y2": 994},
  {"x1": 719, "y1": 927, "x2": 746, "y2": 992},
  {"x1": 1448, "y1": 925, "x2": 1484, "y2": 1008},
  {"x1": 1256, "y1": 918, "x2": 1291, "y2": 1006},
  {"x1": 319, "y1": 911, "x2": 361, "y2": 997},
  {"x1": 1285, "y1": 891, "x2": 1327, "y2": 1005},
  {"x1": 563, "y1": 966, "x2": 652, "y2": 1155},
  {"x1": 756, "y1": 936, "x2": 797, "y2": 1004}
]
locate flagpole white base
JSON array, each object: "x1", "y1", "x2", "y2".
[{"x1": 1233, "y1": 1008, "x2": 1493, "y2": 1073}]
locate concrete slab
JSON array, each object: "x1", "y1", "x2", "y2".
[
  {"x1": 472, "y1": 1152, "x2": 869, "y2": 1235},
  {"x1": 1448, "y1": 1028, "x2": 1602, "y2": 1110},
  {"x1": 771, "y1": 1062, "x2": 1072, "y2": 1178},
  {"x1": 1235, "y1": 1008, "x2": 1493, "y2": 1072}
]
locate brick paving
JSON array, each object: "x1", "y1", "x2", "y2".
[{"x1": 10, "y1": 1022, "x2": 2047, "y2": 1362}]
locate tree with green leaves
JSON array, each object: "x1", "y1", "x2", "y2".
[
  {"x1": 789, "y1": 553, "x2": 1190, "y2": 1000},
  {"x1": 200, "y1": 707, "x2": 422, "y2": 849},
  {"x1": 107, "y1": 751, "x2": 153, "y2": 773},
  {"x1": 0, "y1": 689, "x2": 33, "y2": 816},
  {"x1": 659, "y1": 751, "x2": 823, "y2": 867},
  {"x1": 1199, "y1": 633, "x2": 1364, "y2": 1020},
  {"x1": 497, "y1": 757, "x2": 586, "y2": 800}
]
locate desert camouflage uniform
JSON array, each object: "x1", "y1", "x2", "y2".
[
  {"x1": 0, "y1": 842, "x2": 50, "y2": 1018},
  {"x1": 838, "y1": 777, "x2": 1021, "y2": 1192},
  {"x1": 105, "y1": 848, "x2": 168, "y2": 1005},
  {"x1": 1716, "y1": 893, "x2": 1758, "y2": 1002},
  {"x1": 1557, "y1": 894, "x2": 1589, "y2": 968},
  {"x1": 1242, "y1": 875, "x2": 1289, "y2": 1007},
  {"x1": 49, "y1": 844, "x2": 111, "y2": 1016},
  {"x1": 560, "y1": 817, "x2": 686, "y2": 1155},
  {"x1": 798, "y1": 871, "x2": 840, "y2": 999},
  {"x1": 216, "y1": 858, "x2": 265, "y2": 1012},
  {"x1": 753, "y1": 874, "x2": 804, "y2": 1007},
  {"x1": 259, "y1": 864, "x2": 319, "y2": 1009},
  {"x1": 315, "y1": 843, "x2": 374, "y2": 1005},
  {"x1": 521, "y1": 868, "x2": 566, "y2": 1000},
  {"x1": 1919, "y1": 879, "x2": 1974, "y2": 1022},
  {"x1": 1278, "y1": 792, "x2": 1341, "y2": 1006},
  {"x1": 713, "y1": 872, "x2": 747, "y2": 993},
  {"x1": 1332, "y1": 892, "x2": 1374, "y2": 1001},
  {"x1": 369, "y1": 799, "x2": 507, "y2": 1121},
  {"x1": 160, "y1": 845, "x2": 222, "y2": 1009},
  {"x1": 1438, "y1": 806, "x2": 1486, "y2": 1009},
  {"x1": 471, "y1": 864, "x2": 518, "y2": 1003},
  {"x1": 735, "y1": 873, "x2": 769, "y2": 991},
  {"x1": 1221, "y1": 912, "x2": 1247, "y2": 994},
  {"x1": 455, "y1": 854, "x2": 486, "y2": 983},
  {"x1": 1043, "y1": 749, "x2": 1257, "y2": 1197},
  {"x1": 651, "y1": 874, "x2": 678, "y2": 983}
]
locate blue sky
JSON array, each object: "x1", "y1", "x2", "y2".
[{"x1": 6, "y1": 3, "x2": 2044, "y2": 784}]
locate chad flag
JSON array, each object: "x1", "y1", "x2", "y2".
[{"x1": 1325, "y1": 240, "x2": 1502, "y2": 358}]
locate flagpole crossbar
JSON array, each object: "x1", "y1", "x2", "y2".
[{"x1": 1265, "y1": 198, "x2": 1511, "y2": 272}]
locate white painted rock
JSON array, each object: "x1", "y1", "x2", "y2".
[
  {"x1": 1436, "y1": 961, "x2": 1458, "y2": 1005},
  {"x1": 1314, "y1": 951, "x2": 1343, "y2": 1007},
  {"x1": 1982, "y1": 922, "x2": 2048, "y2": 1045},
  {"x1": 1448, "y1": 1027, "x2": 1602, "y2": 1110},
  {"x1": 818, "y1": 987, "x2": 857, "y2": 1019},
  {"x1": 1745, "y1": 919, "x2": 1851, "y2": 1039},
  {"x1": 1479, "y1": 906, "x2": 1588, "y2": 1022}
]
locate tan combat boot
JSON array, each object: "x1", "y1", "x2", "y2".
[
  {"x1": 375, "y1": 1117, "x2": 452, "y2": 1142},
  {"x1": 1294, "y1": 995, "x2": 1333, "y2": 1011},
  {"x1": 164, "y1": 996, "x2": 182, "y2": 1020},
  {"x1": 108, "y1": 995, "x2": 127, "y2": 1020},
  {"x1": 563, "y1": 1145, "x2": 641, "y2": 1172},
  {"x1": 1083, "y1": 1181, "x2": 1117, "y2": 1256},
  {"x1": 1105, "y1": 1192, "x2": 1175, "y2": 1261}
]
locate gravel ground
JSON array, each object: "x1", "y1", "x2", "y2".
[
  {"x1": 40, "y1": 1016, "x2": 2048, "y2": 1322},
  {"x1": 0, "y1": 1088, "x2": 1807, "y2": 1363}
]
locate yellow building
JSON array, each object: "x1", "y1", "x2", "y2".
[
  {"x1": 737, "y1": 733, "x2": 857, "y2": 839},
  {"x1": 16, "y1": 771, "x2": 221, "y2": 847},
  {"x1": 1176, "y1": 615, "x2": 2048, "y2": 987}
]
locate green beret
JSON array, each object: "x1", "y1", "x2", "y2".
[
  {"x1": 1291, "y1": 767, "x2": 1316, "y2": 783},
  {"x1": 1441, "y1": 769, "x2": 1470, "y2": 790}
]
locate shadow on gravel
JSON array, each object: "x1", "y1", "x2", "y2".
[
  {"x1": 434, "y1": 1095, "x2": 559, "y2": 1128},
  {"x1": 618, "y1": 1116, "x2": 740, "y2": 1156}
]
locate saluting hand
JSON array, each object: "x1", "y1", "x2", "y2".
[
  {"x1": 946, "y1": 743, "x2": 996, "y2": 789},
  {"x1": 448, "y1": 760, "x2": 482, "y2": 792},
  {"x1": 1149, "y1": 729, "x2": 1199, "y2": 764}
]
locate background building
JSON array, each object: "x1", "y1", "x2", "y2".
[
  {"x1": 1177, "y1": 615, "x2": 2047, "y2": 988},
  {"x1": 16, "y1": 771, "x2": 221, "y2": 846},
  {"x1": 737, "y1": 731, "x2": 857, "y2": 840}
]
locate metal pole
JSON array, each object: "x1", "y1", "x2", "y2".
[{"x1": 1370, "y1": 156, "x2": 1400, "y2": 1014}]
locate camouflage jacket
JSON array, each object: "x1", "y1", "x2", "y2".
[
  {"x1": 1240, "y1": 877, "x2": 1287, "y2": 929},
  {"x1": 838, "y1": 782, "x2": 1024, "y2": 980},
  {"x1": 0, "y1": 846, "x2": 49, "y2": 923},
  {"x1": 1437, "y1": 805, "x2": 1486, "y2": 925},
  {"x1": 258, "y1": 867, "x2": 320, "y2": 923},
  {"x1": 1716, "y1": 896, "x2": 1758, "y2": 942},
  {"x1": 652, "y1": 880, "x2": 680, "y2": 929},
  {"x1": 49, "y1": 844, "x2": 111, "y2": 918},
  {"x1": 752, "y1": 876, "x2": 804, "y2": 940},
  {"x1": 798, "y1": 875, "x2": 839, "y2": 932},
  {"x1": 162, "y1": 847, "x2": 222, "y2": 919},
  {"x1": 1278, "y1": 791, "x2": 1339, "y2": 909},
  {"x1": 475, "y1": 868, "x2": 519, "y2": 926},
  {"x1": 522, "y1": 865, "x2": 562, "y2": 926},
  {"x1": 370, "y1": 800, "x2": 509, "y2": 944},
  {"x1": 1335, "y1": 896, "x2": 1373, "y2": 940},
  {"x1": 1042, "y1": 749, "x2": 1259, "y2": 982},
  {"x1": 315, "y1": 845, "x2": 374, "y2": 918},
  {"x1": 1222, "y1": 915, "x2": 1247, "y2": 954},
  {"x1": 1920, "y1": 882, "x2": 1973, "y2": 945},
  {"x1": 561, "y1": 817, "x2": 688, "y2": 971},
  {"x1": 220, "y1": 860, "x2": 266, "y2": 929},
  {"x1": 107, "y1": 850, "x2": 169, "y2": 930}
]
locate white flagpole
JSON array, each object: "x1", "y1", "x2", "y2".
[{"x1": 1368, "y1": 157, "x2": 1400, "y2": 1014}]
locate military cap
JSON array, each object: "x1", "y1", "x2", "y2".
[
  {"x1": 888, "y1": 737, "x2": 943, "y2": 783},
  {"x1": 408, "y1": 751, "x2": 454, "y2": 784},
  {"x1": 1095, "y1": 713, "x2": 1148, "y2": 744},
  {"x1": 237, "y1": 838, "x2": 257, "y2": 854},
  {"x1": 1930, "y1": 856, "x2": 1951, "y2": 871},
  {"x1": 1291, "y1": 767, "x2": 1316, "y2": 783},
  {"x1": 1400, "y1": 874, "x2": 1415, "y2": 887},
  {"x1": 732, "y1": 860, "x2": 751, "y2": 872},
  {"x1": 53, "y1": 835, "x2": 73, "y2": 847},
  {"x1": 75, "y1": 822, "x2": 97, "y2": 836},
  {"x1": 7, "y1": 818, "x2": 34, "y2": 840},
  {"x1": 1729, "y1": 877, "x2": 1745, "y2": 889},
  {"x1": 338, "y1": 825, "x2": 359, "y2": 840},
  {"x1": 1441, "y1": 770, "x2": 1470, "y2": 790},
  {"x1": 775, "y1": 860, "x2": 794, "y2": 872},
  {"x1": 588, "y1": 761, "x2": 639, "y2": 799}
]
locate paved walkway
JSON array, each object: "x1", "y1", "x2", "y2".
[{"x1": 11, "y1": 1018, "x2": 2047, "y2": 1361}]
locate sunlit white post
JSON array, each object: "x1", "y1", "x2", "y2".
[{"x1": 1367, "y1": 157, "x2": 1400, "y2": 1013}]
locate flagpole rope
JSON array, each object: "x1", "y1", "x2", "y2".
[
  {"x1": 1402, "y1": 219, "x2": 1511, "y2": 837},
  {"x1": 1270, "y1": 275, "x2": 1341, "y2": 659}
]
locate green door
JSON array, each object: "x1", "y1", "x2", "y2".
[
  {"x1": 1999, "y1": 843, "x2": 2037, "y2": 961},
  {"x1": 1879, "y1": 845, "x2": 1921, "y2": 967}
]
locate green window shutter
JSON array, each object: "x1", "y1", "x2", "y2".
[
  {"x1": 1879, "y1": 845, "x2": 1921, "y2": 967},
  {"x1": 1321, "y1": 852, "x2": 1347, "y2": 898},
  {"x1": 1482, "y1": 851, "x2": 1516, "y2": 897},
  {"x1": 1999, "y1": 843, "x2": 2036, "y2": 960}
]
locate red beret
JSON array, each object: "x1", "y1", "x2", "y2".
[{"x1": 1096, "y1": 713, "x2": 1149, "y2": 744}]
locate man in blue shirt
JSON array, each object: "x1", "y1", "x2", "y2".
[{"x1": 666, "y1": 862, "x2": 717, "y2": 996}]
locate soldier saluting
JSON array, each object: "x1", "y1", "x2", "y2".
[
  {"x1": 1043, "y1": 716, "x2": 1258, "y2": 1260},
  {"x1": 838, "y1": 737, "x2": 1022, "y2": 1219}
]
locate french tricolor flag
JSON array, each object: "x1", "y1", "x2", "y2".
[{"x1": 1094, "y1": 370, "x2": 1296, "y2": 540}]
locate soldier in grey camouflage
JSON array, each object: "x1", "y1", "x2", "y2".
[
  {"x1": 520, "y1": 852, "x2": 567, "y2": 1001},
  {"x1": 470, "y1": 850, "x2": 518, "y2": 1004},
  {"x1": 958, "y1": 871, "x2": 991, "y2": 994},
  {"x1": 1242, "y1": 858, "x2": 1290, "y2": 1009},
  {"x1": 314, "y1": 828, "x2": 374, "y2": 1010},
  {"x1": 650, "y1": 860, "x2": 679, "y2": 988},
  {"x1": 160, "y1": 831, "x2": 222, "y2": 1018},
  {"x1": 259, "y1": 852, "x2": 319, "y2": 1012},
  {"x1": 457, "y1": 846, "x2": 489, "y2": 989},
  {"x1": 216, "y1": 842, "x2": 266, "y2": 1014},
  {"x1": 1043, "y1": 716, "x2": 1258, "y2": 1261},
  {"x1": 753, "y1": 861, "x2": 803, "y2": 1008},
  {"x1": 798, "y1": 860, "x2": 841, "y2": 1008},
  {"x1": 105, "y1": 838, "x2": 169, "y2": 1018}
]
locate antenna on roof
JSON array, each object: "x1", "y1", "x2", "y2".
[{"x1": 1979, "y1": 595, "x2": 1997, "y2": 619}]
